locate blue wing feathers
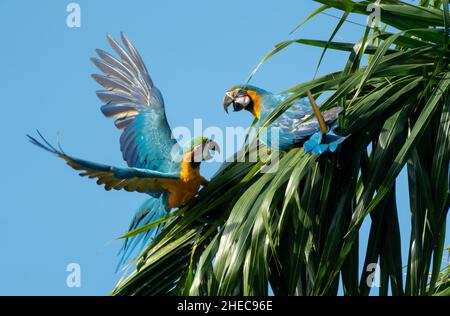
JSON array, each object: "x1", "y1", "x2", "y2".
[
  {"x1": 100, "y1": 103, "x2": 137, "y2": 118},
  {"x1": 27, "y1": 131, "x2": 170, "y2": 268},
  {"x1": 30, "y1": 129, "x2": 178, "y2": 270},
  {"x1": 28, "y1": 133, "x2": 178, "y2": 179},
  {"x1": 257, "y1": 92, "x2": 346, "y2": 153},
  {"x1": 92, "y1": 33, "x2": 182, "y2": 173},
  {"x1": 95, "y1": 48, "x2": 135, "y2": 79},
  {"x1": 27, "y1": 132, "x2": 180, "y2": 194},
  {"x1": 27, "y1": 130, "x2": 65, "y2": 155}
]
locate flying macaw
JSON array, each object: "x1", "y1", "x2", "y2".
[
  {"x1": 222, "y1": 84, "x2": 346, "y2": 154},
  {"x1": 28, "y1": 33, "x2": 219, "y2": 267}
]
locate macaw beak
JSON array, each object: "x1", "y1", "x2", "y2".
[
  {"x1": 208, "y1": 140, "x2": 220, "y2": 155},
  {"x1": 223, "y1": 91, "x2": 234, "y2": 114},
  {"x1": 203, "y1": 140, "x2": 220, "y2": 160},
  {"x1": 193, "y1": 140, "x2": 221, "y2": 162}
]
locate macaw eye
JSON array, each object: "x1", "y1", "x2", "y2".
[{"x1": 237, "y1": 89, "x2": 246, "y2": 95}]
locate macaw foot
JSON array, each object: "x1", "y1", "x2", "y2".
[{"x1": 304, "y1": 128, "x2": 347, "y2": 155}]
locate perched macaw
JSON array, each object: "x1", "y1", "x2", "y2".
[
  {"x1": 222, "y1": 84, "x2": 346, "y2": 154},
  {"x1": 28, "y1": 33, "x2": 219, "y2": 267}
]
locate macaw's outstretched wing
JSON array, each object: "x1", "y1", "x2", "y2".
[
  {"x1": 91, "y1": 32, "x2": 182, "y2": 174},
  {"x1": 28, "y1": 133, "x2": 180, "y2": 194}
]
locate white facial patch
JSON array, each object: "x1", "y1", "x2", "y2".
[{"x1": 235, "y1": 95, "x2": 250, "y2": 107}]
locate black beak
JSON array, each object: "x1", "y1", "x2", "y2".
[
  {"x1": 223, "y1": 91, "x2": 234, "y2": 114},
  {"x1": 208, "y1": 140, "x2": 220, "y2": 154},
  {"x1": 232, "y1": 102, "x2": 244, "y2": 112},
  {"x1": 198, "y1": 140, "x2": 221, "y2": 161}
]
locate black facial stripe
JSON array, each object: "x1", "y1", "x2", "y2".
[
  {"x1": 233, "y1": 102, "x2": 244, "y2": 111},
  {"x1": 246, "y1": 97, "x2": 254, "y2": 109}
]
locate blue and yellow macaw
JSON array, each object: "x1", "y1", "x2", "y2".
[
  {"x1": 28, "y1": 33, "x2": 219, "y2": 267},
  {"x1": 223, "y1": 85, "x2": 346, "y2": 154}
]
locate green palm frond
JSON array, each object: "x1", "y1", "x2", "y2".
[{"x1": 112, "y1": 0, "x2": 450, "y2": 296}]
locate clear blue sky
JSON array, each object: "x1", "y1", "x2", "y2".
[{"x1": 0, "y1": 0, "x2": 447, "y2": 295}]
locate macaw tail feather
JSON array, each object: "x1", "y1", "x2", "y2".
[
  {"x1": 117, "y1": 196, "x2": 169, "y2": 270},
  {"x1": 304, "y1": 127, "x2": 347, "y2": 155}
]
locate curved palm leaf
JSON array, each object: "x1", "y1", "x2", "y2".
[{"x1": 112, "y1": 0, "x2": 450, "y2": 296}]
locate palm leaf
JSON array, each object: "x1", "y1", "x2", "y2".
[{"x1": 112, "y1": 0, "x2": 450, "y2": 296}]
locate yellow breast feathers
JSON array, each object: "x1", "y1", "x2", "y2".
[{"x1": 246, "y1": 89, "x2": 261, "y2": 119}]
